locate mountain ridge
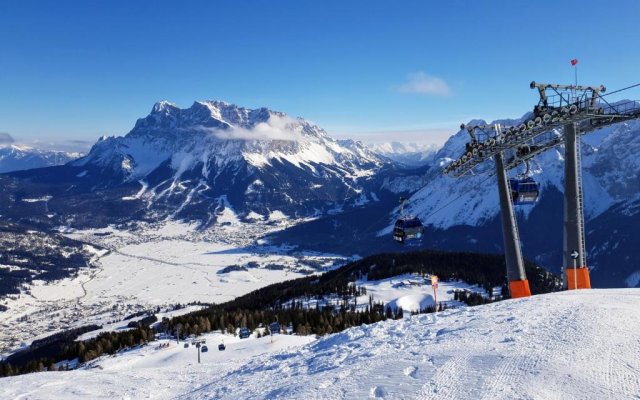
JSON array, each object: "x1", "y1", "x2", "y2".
[
  {"x1": 0, "y1": 100, "x2": 399, "y2": 229},
  {"x1": 0, "y1": 145, "x2": 81, "y2": 174}
]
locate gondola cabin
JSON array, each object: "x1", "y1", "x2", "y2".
[
  {"x1": 393, "y1": 216, "x2": 425, "y2": 243},
  {"x1": 509, "y1": 177, "x2": 540, "y2": 205}
]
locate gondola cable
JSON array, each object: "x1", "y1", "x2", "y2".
[
  {"x1": 600, "y1": 82, "x2": 640, "y2": 97},
  {"x1": 359, "y1": 171, "x2": 497, "y2": 239}
]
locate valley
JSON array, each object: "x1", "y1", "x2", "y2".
[{"x1": 0, "y1": 220, "x2": 349, "y2": 357}]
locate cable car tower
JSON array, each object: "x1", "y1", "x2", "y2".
[{"x1": 444, "y1": 81, "x2": 640, "y2": 298}]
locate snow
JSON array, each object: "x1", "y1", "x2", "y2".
[
  {"x1": 76, "y1": 100, "x2": 386, "y2": 188},
  {"x1": 357, "y1": 274, "x2": 489, "y2": 312},
  {"x1": 75, "y1": 305, "x2": 206, "y2": 342},
  {"x1": 243, "y1": 152, "x2": 270, "y2": 167},
  {"x1": 212, "y1": 195, "x2": 240, "y2": 225},
  {"x1": 21, "y1": 196, "x2": 53, "y2": 203},
  {"x1": 0, "y1": 145, "x2": 81, "y2": 173},
  {"x1": 387, "y1": 118, "x2": 640, "y2": 231},
  {"x1": 2, "y1": 332, "x2": 315, "y2": 399},
  {"x1": 353, "y1": 193, "x2": 370, "y2": 206},
  {"x1": 244, "y1": 211, "x2": 265, "y2": 221},
  {"x1": 268, "y1": 210, "x2": 288, "y2": 221},
  {"x1": 367, "y1": 141, "x2": 439, "y2": 166},
  {"x1": 244, "y1": 179, "x2": 264, "y2": 194},
  {"x1": 74, "y1": 232, "x2": 327, "y2": 306},
  {"x1": 280, "y1": 274, "x2": 486, "y2": 313},
  {"x1": 625, "y1": 271, "x2": 640, "y2": 288},
  {"x1": 3, "y1": 289, "x2": 639, "y2": 399},
  {"x1": 121, "y1": 180, "x2": 148, "y2": 200},
  {"x1": 0, "y1": 221, "x2": 348, "y2": 357},
  {"x1": 28, "y1": 278, "x2": 85, "y2": 302}
]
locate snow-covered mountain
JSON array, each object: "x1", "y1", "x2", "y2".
[
  {"x1": 72, "y1": 100, "x2": 391, "y2": 221},
  {"x1": 1, "y1": 101, "x2": 395, "y2": 228},
  {"x1": 390, "y1": 116, "x2": 640, "y2": 287},
  {"x1": 273, "y1": 114, "x2": 640, "y2": 288},
  {"x1": 76, "y1": 100, "x2": 385, "y2": 181},
  {"x1": 367, "y1": 141, "x2": 439, "y2": 167},
  {"x1": 0, "y1": 145, "x2": 81, "y2": 173},
  {"x1": 400, "y1": 118, "x2": 640, "y2": 229}
]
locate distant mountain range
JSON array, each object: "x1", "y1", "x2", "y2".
[
  {"x1": 0, "y1": 145, "x2": 81, "y2": 173},
  {"x1": 1, "y1": 100, "x2": 638, "y2": 288},
  {"x1": 366, "y1": 141, "x2": 438, "y2": 167}
]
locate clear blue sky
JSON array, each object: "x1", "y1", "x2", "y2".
[{"x1": 1, "y1": 0, "x2": 639, "y2": 148}]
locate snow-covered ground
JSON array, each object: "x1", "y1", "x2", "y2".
[
  {"x1": 283, "y1": 274, "x2": 495, "y2": 314},
  {"x1": 2, "y1": 331, "x2": 316, "y2": 399},
  {"x1": 3, "y1": 289, "x2": 638, "y2": 399},
  {"x1": 0, "y1": 221, "x2": 349, "y2": 357},
  {"x1": 357, "y1": 274, "x2": 495, "y2": 312}
]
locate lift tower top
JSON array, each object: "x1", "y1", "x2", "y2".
[{"x1": 444, "y1": 81, "x2": 640, "y2": 178}]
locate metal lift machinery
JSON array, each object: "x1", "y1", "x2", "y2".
[{"x1": 444, "y1": 81, "x2": 640, "y2": 298}]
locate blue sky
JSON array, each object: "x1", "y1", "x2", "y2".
[{"x1": 1, "y1": 1, "x2": 639, "y2": 149}]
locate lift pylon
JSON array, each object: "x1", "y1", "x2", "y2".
[
  {"x1": 494, "y1": 150, "x2": 530, "y2": 298},
  {"x1": 563, "y1": 122, "x2": 591, "y2": 289}
]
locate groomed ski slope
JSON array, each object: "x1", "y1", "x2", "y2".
[{"x1": 3, "y1": 289, "x2": 639, "y2": 399}]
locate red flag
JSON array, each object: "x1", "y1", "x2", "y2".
[{"x1": 570, "y1": 59, "x2": 578, "y2": 66}]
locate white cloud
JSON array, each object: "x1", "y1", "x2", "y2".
[
  {"x1": 394, "y1": 72, "x2": 452, "y2": 96},
  {"x1": 196, "y1": 115, "x2": 304, "y2": 142}
]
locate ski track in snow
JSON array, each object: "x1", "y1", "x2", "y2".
[{"x1": 3, "y1": 289, "x2": 638, "y2": 399}]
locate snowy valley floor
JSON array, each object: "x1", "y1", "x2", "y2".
[
  {"x1": 3, "y1": 289, "x2": 639, "y2": 399},
  {"x1": 0, "y1": 222, "x2": 348, "y2": 356}
]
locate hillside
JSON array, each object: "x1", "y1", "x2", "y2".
[
  {"x1": 2, "y1": 289, "x2": 638, "y2": 399},
  {"x1": 0, "y1": 221, "x2": 101, "y2": 298},
  {"x1": 0, "y1": 220, "x2": 346, "y2": 358},
  {"x1": 0, "y1": 249, "x2": 558, "y2": 372},
  {"x1": 272, "y1": 117, "x2": 640, "y2": 288}
]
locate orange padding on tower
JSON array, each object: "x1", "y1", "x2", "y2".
[
  {"x1": 509, "y1": 279, "x2": 531, "y2": 298},
  {"x1": 566, "y1": 267, "x2": 591, "y2": 289}
]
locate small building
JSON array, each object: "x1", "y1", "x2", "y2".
[
  {"x1": 239, "y1": 327, "x2": 251, "y2": 339},
  {"x1": 269, "y1": 322, "x2": 281, "y2": 334}
]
